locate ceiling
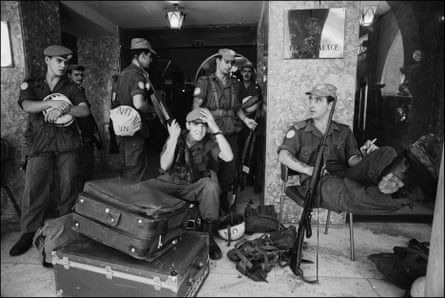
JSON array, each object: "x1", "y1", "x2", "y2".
[
  {"x1": 60, "y1": 1, "x2": 265, "y2": 37},
  {"x1": 60, "y1": 1, "x2": 390, "y2": 38}
]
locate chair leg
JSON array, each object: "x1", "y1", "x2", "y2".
[
  {"x1": 348, "y1": 213, "x2": 355, "y2": 261},
  {"x1": 278, "y1": 184, "x2": 286, "y2": 225},
  {"x1": 324, "y1": 210, "x2": 330, "y2": 234}
]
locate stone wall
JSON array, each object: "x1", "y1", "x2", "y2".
[
  {"x1": 265, "y1": 1, "x2": 360, "y2": 224},
  {"x1": 77, "y1": 35, "x2": 120, "y2": 172}
]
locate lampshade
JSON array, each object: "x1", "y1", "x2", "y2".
[
  {"x1": 166, "y1": 5, "x2": 185, "y2": 29},
  {"x1": 359, "y1": 6, "x2": 377, "y2": 27}
]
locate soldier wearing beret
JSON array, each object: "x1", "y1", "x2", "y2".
[
  {"x1": 278, "y1": 83, "x2": 414, "y2": 214},
  {"x1": 113, "y1": 38, "x2": 157, "y2": 182},
  {"x1": 66, "y1": 64, "x2": 103, "y2": 188},
  {"x1": 193, "y1": 48, "x2": 257, "y2": 211},
  {"x1": 10, "y1": 45, "x2": 90, "y2": 257},
  {"x1": 144, "y1": 108, "x2": 233, "y2": 260}
]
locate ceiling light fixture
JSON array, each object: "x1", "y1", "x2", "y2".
[
  {"x1": 165, "y1": 4, "x2": 185, "y2": 30},
  {"x1": 359, "y1": 6, "x2": 377, "y2": 27}
]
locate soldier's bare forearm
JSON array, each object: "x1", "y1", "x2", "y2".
[{"x1": 278, "y1": 150, "x2": 313, "y2": 176}]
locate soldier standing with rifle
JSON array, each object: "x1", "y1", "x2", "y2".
[{"x1": 278, "y1": 83, "x2": 410, "y2": 282}]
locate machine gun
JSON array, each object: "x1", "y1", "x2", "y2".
[
  {"x1": 289, "y1": 97, "x2": 337, "y2": 283},
  {"x1": 230, "y1": 108, "x2": 261, "y2": 211}
]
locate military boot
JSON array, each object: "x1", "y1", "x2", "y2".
[{"x1": 203, "y1": 220, "x2": 222, "y2": 260}]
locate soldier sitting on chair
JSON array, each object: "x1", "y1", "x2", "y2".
[
  {"x1": 277, "y1": 83, "x2": 438, "y2": 214},
  {"x1": 143, "y1": 108, "x2": 233, "y2": 260}
]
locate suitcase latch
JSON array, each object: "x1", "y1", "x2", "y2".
[
  {"x1": 105, "y1": 265, "x2": 113, "y2": 279},
  {"x1": 157, "y1": 235, "x2": 163, "y2": 249}
]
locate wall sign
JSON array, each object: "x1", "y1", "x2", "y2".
[
  {"x1": 1, "y1": 21, "x2": 13, "y2": 67},
  {"x1": 284, "y1": 8, "x2": 345, "y2": 59}
]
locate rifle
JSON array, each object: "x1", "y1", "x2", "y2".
[
  {"x1": 231, "y1": 109, "x2": 261, "y2": 210},
  {"x1": 108, "y1": 45, "x2": 121, "y2": 154},
  {"x1": 146, "y1": 76, "x2": 173, "y2": 128},
  {"x1": 289, "y1": 98, "x2": 337, "y2": 283}
]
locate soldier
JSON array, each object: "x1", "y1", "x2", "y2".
[
  {"x1": 10, "y1": 45, "x2": 90, "y2": 257},
  {"x1": 193, "y1": 49, "x2": 257, "y2": 211},
  {"x1": 144, "y1": 108, "x2": 233, "y2": 260},
  {"x1": 66, "y1": 64, "x2": 103, "y2": 187},
  {"x1": 113, "y1": 38, "x2": 157, "y2": 182}
]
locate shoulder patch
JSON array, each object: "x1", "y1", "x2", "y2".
[
  {"x1": 137, "y1": 81, "x2": 145, "y2": 89},
  {"x1": 20, "y1": 82, "x2": 29, "y2": 90},
  {"x1": 145, "y1": 82, "x2": 151, "y2": 90},
  {"x1": 293, "y1": 120, "x2": 307, "y2": 130},
  {"x1": 193, "y1": 87, "x2": 201, "y2": 96},
  {"x1": 286, "y1": 129, "x2": 296, "y2": 139}
]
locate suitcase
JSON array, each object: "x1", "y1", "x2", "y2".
[
  {"x1": 53, "y1": 232, "x2": 209, "y2": 297},
  {"x1": 73, "y1": 178, "x2": 190, "y2": 261}
]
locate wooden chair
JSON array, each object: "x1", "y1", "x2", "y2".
[{"x1": 278, "y1": 164, "x2": 355, "y2": 261}]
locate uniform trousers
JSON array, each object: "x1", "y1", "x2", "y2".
[
  {"x1": 21, "y1": 151, "x2": 79, "y2": 233},
  {"x1": 78, "y1": 141, "x2": 94, "y2": 189},
  {"x1": 118, "y1": 135, "x2": 148, "y2": 182},
  {"x1": 144, "y1": 171, "x2": 221, "y2": 221}
]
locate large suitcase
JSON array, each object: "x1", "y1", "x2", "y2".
[
  {"x1": 73, "y1": 178, "x2": 190, "y2": 260},
  {"x1": 53, "y1": 232, "x2": 209, "y2": 297}
]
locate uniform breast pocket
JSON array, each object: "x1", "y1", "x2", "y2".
[{"x1": 300, "y1": 146, "x2": 314, "y2": 163}]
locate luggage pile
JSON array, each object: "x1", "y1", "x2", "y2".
[{"x1": 51, "y1": 177, "x2": 210, "y2": 297}]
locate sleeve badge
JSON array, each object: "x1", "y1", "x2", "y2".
[
  {"x1": 286, "y1": 129, "x2": 296, "y2": 139},
  {"x1": 138, "y1": 81, "x2": 145, "y2": 89},
  {"x1": 193, "y1": 87, "x2": 201, "y2": 96},
  {"x1": 21, "y1": 82, "x2": 29, "y2": 90}
]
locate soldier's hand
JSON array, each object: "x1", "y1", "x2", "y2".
[
  {"x1": 167, "y1": 119, "x2": 181, "y2": 140},
  {"x1": 50, "y1": 100, "x2": 72, "y2": 113},
  {"x1": 360, "y1": 138, "x2": 378, "y2": 156},
  {"x1": 199, "y1": 108, "x2": 219, "y2": 133},
  {"x1": 44, "y1": 108, "x2": 63, "y2": 123},
  {"x1": 243, "y1": 117, "x2": 258, "y2": 130}
]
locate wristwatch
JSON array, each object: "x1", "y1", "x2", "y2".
[{"x1": 212, "y1": 131, "x2": 223, "y2": 136}]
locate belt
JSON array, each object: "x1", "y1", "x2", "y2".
[{"x1": 210, "y1": 109, "x2": 235, "y2": 117}]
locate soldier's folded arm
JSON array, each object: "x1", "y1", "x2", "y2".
[
  {"x1": 133, "y1": 94, "x2": 154, "y2": 114},
  {"x1": 21, "y1": 99, "x2": 62, "y2": 114},
  {"x1": 67, "y1": 102, "x2": 90, "y2": 117},
  {"x1": 278, "y1": 148, "x2": 314, "y2": 177}
]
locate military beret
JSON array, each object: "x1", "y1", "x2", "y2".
[
  {"x1": 130, "y1": 38, "x2": 157, "y2": 55},
  {"x1": 306, "y1": 83, "x2": 337, "y2": 98},
  {"x1": 43, "y1": 45, "x2": 73, "y2": 59},
  {"x1": 217, "y1": 48, "x2": 236, "y2": 61},
  {"x1": 241, "y1": 62, "x2": 254, "y2": 71}
]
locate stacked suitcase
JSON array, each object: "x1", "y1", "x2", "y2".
[
  {"x1": 52, "y1": 177, "x2": 209, "y2": 297},
  {"x1": 53, "y1": 232, "x2": 209, "y2": 297},
  {"x1": 72, "y1": 177, "x2": 190, "y2": 261}
]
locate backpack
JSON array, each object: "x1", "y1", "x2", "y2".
[{"x1": 32, "y1": 213, "x2": 81, "y2": 267}]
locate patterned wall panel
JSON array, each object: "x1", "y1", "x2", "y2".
[
  {"x1": 20, "y1": 1, "x2": 61, "y2": 77},
  {"x1": 78, "y1": 35, "x2": 120, "y2": 172},
  {"x1": 265, "y1": 1, "x2": 360, "y2": 224},
  {"x1": 1, "y1": 1, "x2": 27, "y2": 212}
]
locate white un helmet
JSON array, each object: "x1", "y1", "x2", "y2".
[
  {"x1": 217, "y1": 213, "x2": 245, "y2": 242},
  {"x1": 109, "y1": 105, "x2": 142, "y2": 136},
  {"x1": 42, "y1": 93, "x2": 74, "y2": 127}
]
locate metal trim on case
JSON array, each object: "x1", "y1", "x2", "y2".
[{"x1": 52, "y1": 255, "x2": 179, "y2": 292}]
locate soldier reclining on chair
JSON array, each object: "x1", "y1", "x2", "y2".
[{"x1": 278, "y1": 83, "x2": 438, "y2": 214}]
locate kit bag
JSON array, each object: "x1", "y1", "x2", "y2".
[
  {"x1": 32, "y1": 213, "x2": 81, "y2": 267},
  {"x1": 244, "y1": 201, "x2": 279, "y2": 234},
  {"x1": 73, "y1": 177, "x2": 190, "y2": 261},
  {"x1": 368, "y1": 239, "x2": 429, "y2": 289}
]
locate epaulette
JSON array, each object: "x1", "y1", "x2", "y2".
[{"x1": 292, "y1": 120, "x2": 308, "y2": 130}]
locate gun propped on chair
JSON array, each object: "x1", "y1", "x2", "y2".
[{"x1": 288, "y1": 98, "x2": 336, "y2": 283}]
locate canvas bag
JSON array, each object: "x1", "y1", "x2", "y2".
[{"x1": 244, "y1": 201, "x2": 279, "y2": 234}]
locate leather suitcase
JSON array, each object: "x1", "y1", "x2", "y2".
[
  {"x1": 52, "y1": 232, "x2": 209, "y2": 297},
  {"x1": 73, "y1": 178, "x2": 190, "y2": 260}
]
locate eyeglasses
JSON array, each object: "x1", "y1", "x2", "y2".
[{"x1": 73, "y1": 73, "x2": 84, "y2": 77}]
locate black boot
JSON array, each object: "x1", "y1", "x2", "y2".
[
  {"x1": 204, "y1": 220, "x2": 222, "y2": 260},
  {"x1": 9, "y1": 231, "x2": 35, "y2": 256}
]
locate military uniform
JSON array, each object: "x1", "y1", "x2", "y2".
[
  {"x1": 18, "y1": 76, "x2": 87, "y2": 233},
  {"x1": 194, "y1": 73, "x2": 243, "y2": 193},
  {"x1": 114, "y1": 63, "x2": 154, "y2": 182},
  {"x1": 144, "y1": 131, "x2": 221, "y2": 220},
  {"x1": 278, "y1": 119, "x2": 405, "y2": 213}
]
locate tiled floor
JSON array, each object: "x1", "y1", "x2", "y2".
[{"x1": 1, "y1": 183, "x2": 432, "y2": 297}]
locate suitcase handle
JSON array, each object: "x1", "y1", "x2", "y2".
[{"x1": 104, "y1": 207, "x2": 121, "y2": 227}]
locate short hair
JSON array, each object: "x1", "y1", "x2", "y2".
[
  {"x1": 67, "y1": 65, "x2": 85, "y2": 74},
  {"x1": 326, "y1": 95, "x2": 336, "y2": 103}
]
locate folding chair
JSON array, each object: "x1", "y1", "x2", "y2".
[{"x1": 278, "y1": 164, "x2": 355, "y2": 261}]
